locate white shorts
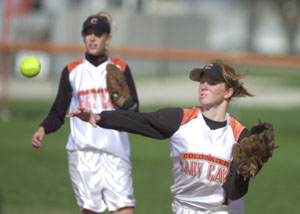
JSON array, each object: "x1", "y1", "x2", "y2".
[{"x1": 67, "y1": 149, "x2": 135, "y2": 213}]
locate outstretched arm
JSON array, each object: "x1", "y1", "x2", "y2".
[{"x1": 67, "y1": 107, "x2": 183, "y2": 139}]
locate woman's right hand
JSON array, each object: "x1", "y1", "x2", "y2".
[
  {"x1": 32, "y1": 126, "x2": 45, "y2": 148},
  {"x1": 66, "y1": 107, "x2": 100, "y2": 128}
]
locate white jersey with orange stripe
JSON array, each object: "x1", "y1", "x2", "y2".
[
  {"x1": 97, "y1": 107, "x2": 248, "y2": 213},
  {"x1": 66, "y1": 57, "x2": 131, "y2": 161},
  {"x1": 170, "y1": 107, "x2": 245, "y2": 213}
]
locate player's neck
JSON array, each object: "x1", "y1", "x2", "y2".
[
  {"x1": 85, "y1": 52, "x2": 107, "y2": 67},
  {"x1": 201, "y1": 105, "x2": 227, "y2": 122}
]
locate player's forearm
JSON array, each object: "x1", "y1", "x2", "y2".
[
  {"x1": 97, "y1": 111, "x2": 166, "y2": 139},
  {"x1": 97, "y1": 108, "x2": 182, "y2": 139},
  {"x1": 222, "y1": 128, "x2": 251, "y2": 200},
  {"x1": 222, "y1": 161, "x2": 250, "y2": 200},
  {"x1": 40, "y1": 68, "x2": 72, "y2": 134},
  {"x1": 124, "y1": 66, "x2": 139, "y2": 112}
]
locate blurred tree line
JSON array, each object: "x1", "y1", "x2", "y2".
[
  {"x1": 135, "y1": 0, "x2": 300, "y2": 54},
  {"x1": 245, "y1": 0, "x2": 300, "y2": 54}
]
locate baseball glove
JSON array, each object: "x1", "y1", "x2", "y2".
[
  {"x1": 106, "y1": 63, "x2": 137, "y2": 111},
  {"x1": 232, "y1": 121, "x2": 276, "y2": 178}
]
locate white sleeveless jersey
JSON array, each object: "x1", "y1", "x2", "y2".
[
  {"x1": 170, "y1": 107, "x2": 245, "y2": 213},
  {"x1": 66, "y1": 57, "x2": 131, "y2": 161}
]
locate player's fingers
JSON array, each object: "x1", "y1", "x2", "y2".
[
  {"x1": 32, "y1": 138, "x2": 41, "y2": 148},
  {"x1": 78, "y1": 107, "x2": 93, "y2": 115},
  {"x1": 91, "y1": 120, "x2": 97, "y2": 128},
  {"x1": 32, "y1": 133, "x2": 43, "y2": 147},
  {"x1": 66, "y1": 110, "x2": 81, "y2": 117},
  {"x1": 77, "y1": 106, "x2": 87, "y2": 111},
  {"x1": 66, "y1": 112, "x2": 74, "y2": 117},
  {"x1": 32, "y1": 141, "x2": 41, "y2": 148},
  {"x1": 38, "y1": 135, "x2": 43, "y2": 142}
]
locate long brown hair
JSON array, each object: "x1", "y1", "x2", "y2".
[{"x1": 212, "y1": 59, "x2": 254, "y2": 98}]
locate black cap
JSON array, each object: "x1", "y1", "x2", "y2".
[
  {"x1": 82, "y1": 16, "x2": 110, "y2": 35},
  {"x1": 190, "y1": 63, "x2": 236, "y2": 88}
]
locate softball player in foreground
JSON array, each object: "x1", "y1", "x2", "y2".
[
  {"x1": 67, "y1": 59, "x2": 255, "y2": 214},
  {"x1": 32, "y1": 12, "x2": 138, "y2": 214}
]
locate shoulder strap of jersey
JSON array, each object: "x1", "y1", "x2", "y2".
[
  {"x1": 110, "y1": 57, "x2": 127, "y2": 72},
  {"x1": 229, "y1": 115, "x2": 246, "y2": 142},
  {"x1": 67, "y1": 59, "x2": 84, "y2": 73},
  {"x1": 181, "y1": 107, "x2": 200, "y2": 125}
]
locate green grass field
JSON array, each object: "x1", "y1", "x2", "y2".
[{"x1": 0, "y1": 99, "x2": 299, "y2": 214}]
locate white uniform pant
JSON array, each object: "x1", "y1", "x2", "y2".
[
  {"x1": 68, "y1": 149, "x2": 135, "y2": 213},
  {"x1": 172, "y1": 198, "x2": 244, "y2": 214}
]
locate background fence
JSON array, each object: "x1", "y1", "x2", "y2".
[{"x1": 1, "y1": 40, "x2": 300, "y2": 116}]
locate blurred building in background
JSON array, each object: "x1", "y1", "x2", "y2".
[
  {"x1": 0, "y1": 0, "x2": 299, "y2": 80},
  {"x1": 1, "y1": 0, "x2": 300, "y2": 53},
  {"x1": 0, "y1": 0, "x2": 300, "y2": 117}
]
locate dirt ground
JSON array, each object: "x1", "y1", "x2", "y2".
[
  {"x1": 135, "y1": 76, "x2": 300, "y2": 108},
  {"x1": 2, "y1": 75, "x2": 300, "y2": 109}
]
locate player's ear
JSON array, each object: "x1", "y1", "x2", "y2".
[
  {"x1": 105, "y1": 34, "x2": 112, "y2": 46},
  {"x1": 224, "y1": 87, "x2": 234, "y2": 100}
]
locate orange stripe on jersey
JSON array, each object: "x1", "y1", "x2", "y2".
[
  {"x1": 181, "y1": 107, "x2": 200, "y2": 125},
  {"x1": 68, "y1": 59, "x2": 84, "y2": 73},
  {"x1": 110, "y1": 57, "x2": 127, "y2": 72},
  {"x1": 229, "y1": 116, "x2": 246, "y2": 142}
]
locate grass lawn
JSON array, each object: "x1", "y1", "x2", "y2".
[{"x1": 0, "y1": 100, "x2": 299, "y2": 214}]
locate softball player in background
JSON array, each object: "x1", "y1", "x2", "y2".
[
  {"x1": 68, "y1": 60, "x2": 255, "y2": 214},
  {"x1": 32, "y1": 12, "x2": 138, "y2": 214}
]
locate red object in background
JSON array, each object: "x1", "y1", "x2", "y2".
[
  {"x1": 16, "y1": 0, "x2": 33, "y2": 15},
  {"x1": 1, "y1": 0, "x2": 33, "y2": 119}
]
